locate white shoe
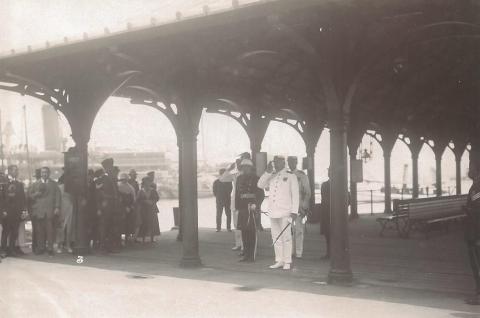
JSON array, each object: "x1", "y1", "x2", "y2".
[
  {"x1": 283, "y1": 263, "x2": 291, "y2": 270},
  {"x1": 269, "y1": 262, "x2": 284, "y2": 269}
]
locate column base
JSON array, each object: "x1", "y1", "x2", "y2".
[
  {"x1": 328, "y1": 269, "x2": 354, "y2": 285},
  {"x1": 180, "y1": 256, "x2": 202, "y2": 268}
]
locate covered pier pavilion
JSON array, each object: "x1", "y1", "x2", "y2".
[{"x1": 0, "y1": 0, "x2": 479, "y2": 285}]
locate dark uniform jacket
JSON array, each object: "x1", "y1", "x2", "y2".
[
  {"x1": 235, "y1": 173, "x2": 264, "y2": 230},
  {"x1": 466, "y1": 179, "x2": 480, "y2": 243},
  {"x1": 2, "y1": 179, "x2": 26, "y2": 221}
]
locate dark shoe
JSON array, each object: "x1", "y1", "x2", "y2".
[
  {"x1": 47, "y1": 250, "x2": 54, "y2": 256},
  {"x1": 216, "y1": 229, "x2": 221, "y2": 232},
  {"x1": 239, "y1": 256, "x2": 253, "y2": 263}
]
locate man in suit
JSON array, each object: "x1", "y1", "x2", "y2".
[
  {"x1": 320, "y1": 176, "x2": 331, "y2": 260},
  {"x1": 213, "y1": 168, "x2": 233, "y2": 232},
  {"x1": 29, "y1": 167, "x2": 61, "y2": 255}
]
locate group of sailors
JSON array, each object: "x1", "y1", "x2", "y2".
[
  {"x1": 0, "y1": 158, "x2": 161, "y2": 260},
  {"x1": 215, "y1": 152, "x2": 313, "y2": 270}
]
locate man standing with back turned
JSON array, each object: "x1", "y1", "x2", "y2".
[
  {"x1": 465, "y1": 149, "x2": 480, "y2": 305},
  {"x1": 213, "y1": 168, "x2": 232, "y2": 232},
  {"x1": 258, "y1": 155, "x2": 299, "y2": 270}
]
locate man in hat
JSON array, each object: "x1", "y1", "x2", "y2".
[
  {"x1": 258, "y1": 155, "x2": 299, "y2": 270},
  {"x1": 118, "y1": 173, "x2": 136, "y2": 243},
  {"x1": 95, "y1": 163, "x2": 117, "y2": 253},
  {"x1": 235, "y1": 159, "x2": 263, "y2": 262},
  {"x1": 465, "y1": 148, "x2": 480, "y2": 305},
  {"x1": 213, "y1": 168, "x2": 232, "y2": 232},
  {"x1": 220, "y1": 152, "x2": 251, "y2": 252},
  {"x1": 147, "y1": 171, "x2": 157, "y2": 189},
  {"x1": 287, "y1": 156, "x2": 311, "y2": 259}
]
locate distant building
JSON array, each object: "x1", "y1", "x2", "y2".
[{"x1": 42, "y1": 104, "x2": 62, "y2": 152}]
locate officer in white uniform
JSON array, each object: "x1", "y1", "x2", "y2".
[
  {"x1": 287, "y1": 156, "x2": 311, "y2": 259},
  {"x1": 258, "y1": 155, "x2": 299, "y2": 270}
]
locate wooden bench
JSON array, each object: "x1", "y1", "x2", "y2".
[
  {"x1": 377, "y1": 195, "x2": 467, "y2": 238},
  {"x1": 406, "y1": 195, "x2": 467, "y2": 238}
]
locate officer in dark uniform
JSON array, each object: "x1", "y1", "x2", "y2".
[
  {"x1": 1, "y1": 165, "x2": 26, "y2": 257},
  {"x1": 235, "y1": 158, "x2": 264, "y2": 262},
  {"x1": 465, "y1": 150, "x2": 480, "y2": 305},
  {"x1": 0, "y1": 172, "x2": 9, "y2": 259}
]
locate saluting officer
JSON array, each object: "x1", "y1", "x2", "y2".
[
  {"x1": 287, "y1": 156, "x2": 311, "y2": 259},
  {"x1": 465, "y1": 150, "x2": 480, "y2": 305},
  {"x1": 235, "y1": 159, "x2": 264, "y2": 262},
  {"x1": 258, "y1": 155, "x2": 299, "y2": 270}
]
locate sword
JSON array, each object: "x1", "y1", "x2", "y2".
[{"x1": 271, "y1": 221, "x2": 292, "y2": 246}]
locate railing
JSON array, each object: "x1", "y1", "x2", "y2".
[{"x1": 314, "y1": 185, "x2": 466, "y2": 215}]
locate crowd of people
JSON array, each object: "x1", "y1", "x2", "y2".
[
  {"x1": 1, "y1": 151, "x2": 329, "y2": 273},
  {"x1": 213, "y1": 152, "x2": 316, "y2": 269},
  {"x1": 0, "y1": 157, "x2": 161, "y2": 261}
]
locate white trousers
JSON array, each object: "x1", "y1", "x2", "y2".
[
  {"x1": 270, "y1": 217, "x2": 292, "y2": 264},
  {"x1": 292, "y1": 217, "x2": 305, "y2": 257},
  {"x1": 232, "y1": 209, "x2": 243, "y2": 248}
]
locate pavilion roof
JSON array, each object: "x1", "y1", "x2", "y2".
[{"x1": 1, "y1": 0, "x2": 480, "y2": 144}]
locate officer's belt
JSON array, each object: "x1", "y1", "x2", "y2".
[{"x1": 240, "y1": 194, "x2": 256, "y2": 199}]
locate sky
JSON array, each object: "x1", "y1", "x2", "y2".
[{"x1": 0, "y1": 0, "x2": 470, "y2": 190}]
